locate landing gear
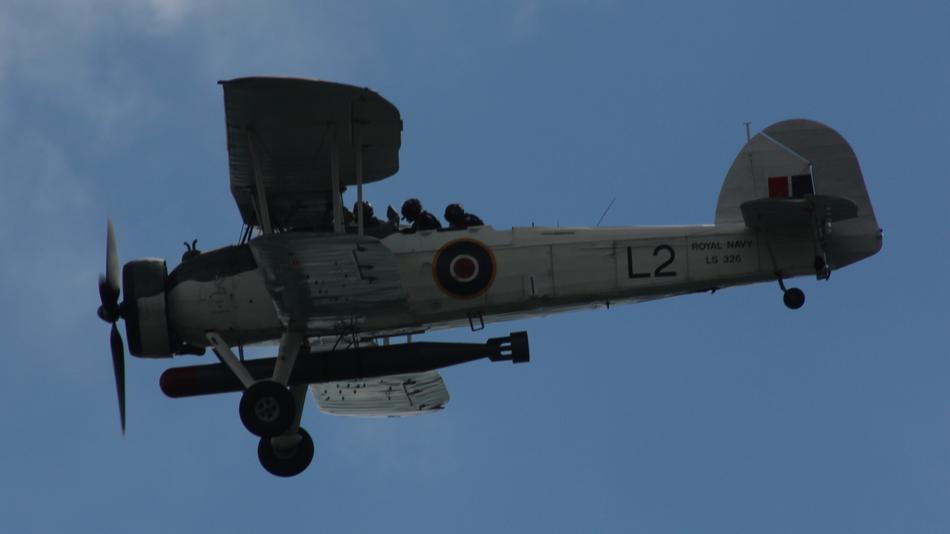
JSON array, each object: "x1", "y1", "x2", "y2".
[
  {"x1": 239, "y1": 380, "x2": 297, "y2": 437},
  {"x1": 206, "y1": 331, "x2": 315, "y2": 476},
  {"x1": 775, "y1": 275, "x2": 805, "y2": 310},
  {"x1": 258, "y1": 428, "x2": 315, "y2": 477},
  {"x1": 782, "y1": 287, "x2": 805, "y2": 310}
]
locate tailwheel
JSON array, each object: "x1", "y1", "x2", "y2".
[
  {"x1": 783, "y1": 287, "x2": 805, "y2": 310},
  {"x1": 258, "y1": 428, "x2": 315, "y2": 477},
  {"x1": 239, "y1": 381, "x2": 297, "y2": 437}
]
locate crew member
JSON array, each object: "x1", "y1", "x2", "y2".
[
  {"x1": 401, "y1": 198, "x2": 442, "y2": 231},
  {"x1": 353, "y1": 200, "x2": 382, "y2": 228},
  {"x1": 336, "y1": 206, "x2": 354, "y2": 227},
  {"x1": 444, "y1": 203, "x2": 484, "y2": 229}
]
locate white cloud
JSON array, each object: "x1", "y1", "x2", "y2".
[
  {"x1": 0, "y1": 3, "x2": 164, "y2": 142},
  {"x1": 146, "y1": 0, "x2": 193, "y2": 27},
  {"x1": 0, "y1": 1, "x2": 370, "y2": 377},
  {"x1": 0, "y1": 134, "x2": 97, "y2": 309}
]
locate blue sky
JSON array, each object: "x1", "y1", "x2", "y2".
[{"x1": 1, "y1": 1, "x2": 948, "y2": 532}]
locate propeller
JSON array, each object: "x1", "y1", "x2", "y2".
[{"x1": 97, "y1": 219, "x2": 126, "y2": 433}]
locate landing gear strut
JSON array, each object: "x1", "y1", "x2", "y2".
[
  {"x1": 258, "y1": 427, "x2": 315, "y2": 477},
  {"x1": 763, "y1": 231, "x2": 806, "y2": 311},
  {"x1": 206, "y1": 331, "x2": 315, "y2": 476}
]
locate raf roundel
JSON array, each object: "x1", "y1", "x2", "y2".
[{"x1": 433, "y1": 239, "x2": 497, "y2": 298}]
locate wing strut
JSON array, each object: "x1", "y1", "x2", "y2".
[
  {"x1": 330, "y1": 135, "x2": 344, "y2": 234},
  {"x1": 247, "y1": 132, "x2": 273, "y2": 235},
  {"x1": 355, "y1": 126, "x2": 364, "y2": 237},
  {"x1": 325, "y1": 117, "x2": 367, "y2": 235}
]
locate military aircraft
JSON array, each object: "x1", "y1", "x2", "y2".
[{"x1": 96, "y1": 77, "x2": 882, "y2": 477}]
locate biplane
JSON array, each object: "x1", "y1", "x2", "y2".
[{"x1": 96, "y1": 77, "x2": 882, "y2": 476}]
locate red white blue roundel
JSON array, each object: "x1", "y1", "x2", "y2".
[{"x1": 433, "y1": 239, "x2": 496, "y2": 298}]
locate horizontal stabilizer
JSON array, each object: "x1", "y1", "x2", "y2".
[
  {"x1": 740, "y1": 195, "x2": 858, "y2": 235},
  {"x1": 311, "y1": 371, "x2": 449, "y2": 417}
]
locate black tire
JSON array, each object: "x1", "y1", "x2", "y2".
[
  {"x1": 258, "y1": 428, "x2": 315, "y2": 478},
  {"x1": 239, "y1": 381, "x2": 297, "y2": 437},
  {"x1": 783, "y1": 288, "x2": 805, "y2": 310}
]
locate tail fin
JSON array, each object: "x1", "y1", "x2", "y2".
[{"x1": 716, "y1": 119, "x2": 881, "y2": 267}]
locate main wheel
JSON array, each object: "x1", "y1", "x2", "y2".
[
  {"x1": 258, "y1": 428, "x2": 315, "y2": 477},
  {"x1": 783, "y1": 288, "x2": 805, "y2": 310},
  {"x1": 239, "y1": 381, "x2": 297, "y2": 437}
]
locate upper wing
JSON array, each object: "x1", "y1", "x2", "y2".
[
  {"x1": 311, "y1": 371, "x2": 449, "y2": 417},
  {"x1": 220, "y1": 77, "x2": 402, "y2": 230}
]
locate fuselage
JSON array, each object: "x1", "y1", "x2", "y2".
[{"x1": 162, "y1": 222, "x2": 874, "y2": 349}]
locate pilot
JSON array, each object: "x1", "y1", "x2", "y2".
[
  {"x1": 353, "y1": 200, "x2": 382, "y2": 227},
  {"x1": 401, "y1": 198, "x2": 442, "y2": 231},
  {"x1": 444, "y1": 203, "x2": 484, "y2": 229},
  {"x1": 339, "y1": 206, "x2": 354, "y2": 227}
]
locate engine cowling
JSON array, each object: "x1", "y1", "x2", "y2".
[{"x1": 123, "y1": 259, "x2": 173, "y2": 358}]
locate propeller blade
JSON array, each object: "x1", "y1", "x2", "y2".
[
  {"x1": 110, "y1": 323, "x2": 126, "y2": 434},
  {"x1": 98, "y1": 219, "x2": 121, "y2": 323},
  {"x1": 97, "y1": 276, "x2": 120, "y2": 323},
  {"x1": 106, "y1": 218, "x2": 120, "y2": 296}
]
